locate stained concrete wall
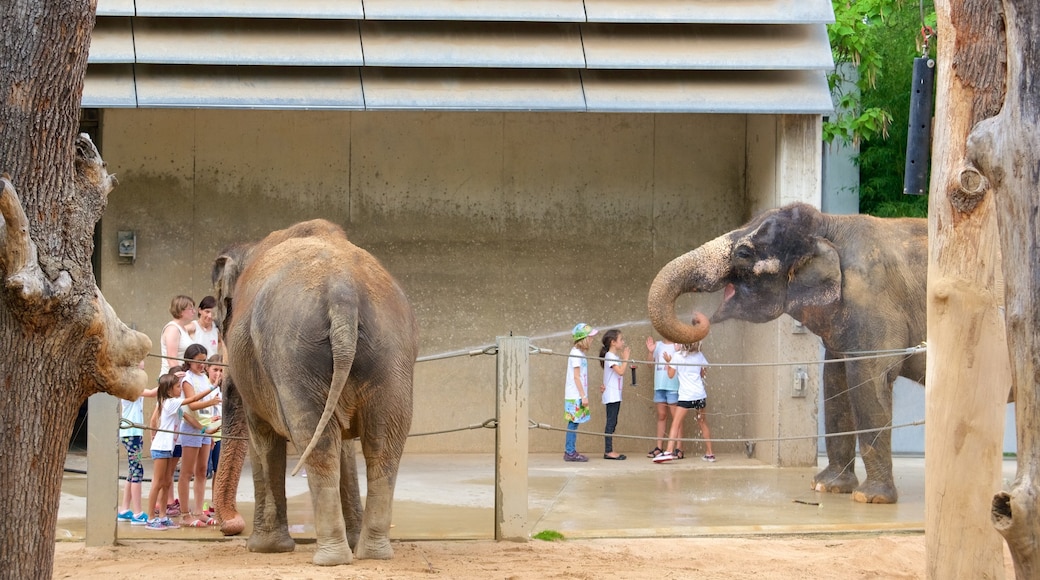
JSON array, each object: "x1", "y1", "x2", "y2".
[{"x1": 96, "y1": 109, "x2": 819, "y2": 459}]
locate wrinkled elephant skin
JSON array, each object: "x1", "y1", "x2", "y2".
[
  {"x1": 648, "y1": 203, "x2": 927, "y2": 504},
  {"x1": 211, "y1": 220, "x2": 418, "y2": 565}
]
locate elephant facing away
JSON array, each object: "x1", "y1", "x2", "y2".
[
  {"x1": 648, "y1": 203, "x2": 926, "y2": 504},
  {"x1": 211, "y1": 219, "x2": 418, "y2": 565}
]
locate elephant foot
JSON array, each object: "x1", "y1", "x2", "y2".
[
  {"x1": 355, "y1": 536, "x2": 393, "y2": 560},
  {"x1": 812, "y1": 465, "x2": 858, "y2": 494},
  {"x1": 220, "y1": 514, "x2": 245, "y2": 537},
  {"x1": 851, "y1": 479, "x2": 898, "y2": 504},
  {"x1": 247, "y1": 529, "x2": 296, "y2": 554},
  {"x1": 313, "y1": 539, "x2": 354, "y2": 566}
]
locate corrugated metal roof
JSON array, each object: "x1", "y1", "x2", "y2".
[
  {"x1": 584, "y1": 0, "x2": 835, "y2": 24},
  {"x1": 360, "y1": 21, "x2": 585, "y2": 68},
  {"x1": 133, "y1": 0, "x2": 364, "y2": 19},
  {"x1": 132, "y1": 18, "x2": 363, "y2": 66},
  {"x1": 362, "y1": 68, "x2": 586, "y2": 111},
  {"x1": 362, "y1": 0, "x2": 587, "y2": 22},
  {"x1": 582, "y1": 24, "x2": 832, "y2": 70},
  {"x1": 583, "y1": 70, "x2": 833, "y2": 113},
  {"x1": 134, "y1": 65, "x2": 365, "y2": 109},
  {"x1": 85, "y1": 0, "x2": 836, "y2": 113}
]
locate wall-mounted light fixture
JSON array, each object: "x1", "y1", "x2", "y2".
[{"x1": 117, "y1": 230, "x2": 136, "y2": 264}]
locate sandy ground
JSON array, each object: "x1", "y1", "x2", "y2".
[{"x1": 52, "y1": 534, "x2": 1016, "y2": 579}]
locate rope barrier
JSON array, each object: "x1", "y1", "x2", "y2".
[
  {"x1": 529, "y1": 342, "x2": 927, "y2": 368},
  {"x1": 527, "y1": 418, "x2": 924, "y2": 445},
  {"x1": 118, "y1": 418, "x2": 247, "y2": 441}
]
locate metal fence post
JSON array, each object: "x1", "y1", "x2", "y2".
[{"x1": 495, "y1": 336, "x2": 529, "y2": 541}]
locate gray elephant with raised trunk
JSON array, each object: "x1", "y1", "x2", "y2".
[
  {"x1": 210, "y1": 219, "x2": 418, "y2": 565},
  {"x1": 648, "y1": 203, "x2": 926, "y2": 504}
]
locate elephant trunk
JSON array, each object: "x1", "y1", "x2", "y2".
[
  {"x1": 214, "y1": 377, "x2": 247, "y2": 536},
  {"x1": 647, "y1": 234, "x2": 732, "y2": 344}
]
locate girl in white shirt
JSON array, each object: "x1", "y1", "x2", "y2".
[
  {"x1": 145, "y1": 371, "x2": 217, "y2": 530},
  {"x1": 598, "y1": 329, "x2": 631, "y2": 460},
  {"x1": 654, "y1": 340, "x2": 715, "y2": 463}
]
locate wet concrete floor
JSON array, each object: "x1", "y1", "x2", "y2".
[{"x1": 60, "y1": 453, "x2": 1014, "y2": 543}]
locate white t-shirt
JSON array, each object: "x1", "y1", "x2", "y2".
[
  {"x1": 119, "y1": 397, "x2": 144, "y2": 437},
  {"x1": 192, "y1": 323, "x2": 220, "y2": 359},
  {"x1": 672, "y1": 350, "x2": 708, "y2": 402},
  {"x1": 152, "y1": 397, "x2": 185, "y2": 451},
  {"x1": 564, "y1": 346, "x2": 589, "y2": 400},
  {"x1": 179, "y1": 370, "x2": 208, "y2": 433},
  {"x1": 601, "y1": 351, "x2": 624, "y2": 404},
  {"x1": 193, "y1": 372, "x2": 220, "y2": 419}
]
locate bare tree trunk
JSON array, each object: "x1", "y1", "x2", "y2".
[
  {"x1": 927, "y1": 1, "x2": 1011, "y2": 578},
  {"x1": 966, "y1": 1, "x2": 1040, "y2": 577},
  {"x1": 0, "y1": 3, "x2": 150, "y2": 579}
]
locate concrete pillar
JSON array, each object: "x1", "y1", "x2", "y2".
[
  {"x1": 495, "y1": 336, "x2": 529, "y2": 541},
  {"x1": 86, "y1": 392, "x2": 120, "y2": 546}
]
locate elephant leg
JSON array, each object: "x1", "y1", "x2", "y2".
[
  {"x1": 340, "y1": 438, "x2": 362, "y2": 552},
  {"x1": 813, "y1": 356, "x2": 859, "y2": 494},
  {"x1": 214, "y1": 378, "x2": 247, "y2": 536},
  {"x1": 356, "y1": 411, "x2": 409, "y2": 560},
  {"x1": 849, "y1": 368, "x2": 898, "y2": 504},
  {"x1": 245, "y1": 415, "x2": 294, "y2": 554},
  {"x1": 302, "y1": 432, "x2": 353, "y2": 566}
]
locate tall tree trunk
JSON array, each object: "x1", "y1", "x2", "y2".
[
  {"x1": 0, "y1": 3, "x2": 150, "y2": 579},
  {"x1": 966, "y1": 1, "x2": 1040, "y2": 577},
  {"x1": 927, "y1": 1, "x2": 1011, "y2": 578}
]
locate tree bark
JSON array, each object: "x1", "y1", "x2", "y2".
[
  {"x1": 927, "y1": 1, "x2": 1011, "y2": 578},
  {"x1": 966, "y1": 1, "x2": 1040, "y2": 577},
  {"x1": 0, "y1": 3, "x2": 151, "y2": 579}
]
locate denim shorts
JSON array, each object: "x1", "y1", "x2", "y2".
[
  {"x1": 151, "y1": 449, "x2": 174, "y2": 460},
  {"x1": 653, "y1": 389, "x2": 679, "y2": 405},
  {"x1": 179, "y1": 433, "x2": 205, "y2": 448}
]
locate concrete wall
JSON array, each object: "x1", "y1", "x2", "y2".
[{"x1": 96, "y1": 109, "x2": 819, "y2": 458}]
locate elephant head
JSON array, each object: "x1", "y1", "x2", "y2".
[
  {"x1": 211, "y1": 244, "x2": 250, "y2": 338},
  {"x1": 648, "y1": 203, "x2": 842, "y2": 342}
]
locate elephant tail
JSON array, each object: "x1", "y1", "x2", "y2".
[{"x1": 291, "y1": 299, "x2": 357, "y2": 476}]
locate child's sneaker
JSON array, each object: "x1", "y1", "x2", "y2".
[
  {"x1": 166, "y1": 501, "x2": 181, "y2": 517},
  {"x1": 130, "y1": 512, "x2": 149, "y2": 525},
  {"x1": 161, "y1": 517, "x2": 180, "y2": 530},
  {"x1": 563, "y1": 452, "x2": 588, "y2": 462},
  {"x1": 702, "y1": 454, "x2": 716, "y2": 463},
  {"x1": 652, "y1": 452, "x2": 674, "y2": 463},
  {"x1": 116, "y1": 509, "x2": 133, "y2": 522},
  {"x1": 145, "y1": 518, "x2": 167, "y2": 531}
]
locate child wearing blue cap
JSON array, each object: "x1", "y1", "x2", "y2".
[{"x1": 563, "y1": 323, "x2": 597, "y2": 462}]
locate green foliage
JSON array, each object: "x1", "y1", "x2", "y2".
[
  {"x1": 828, "y1": 0, "x2": 936, "y2": 217},
  {"x1": 532, "y1": 530, "x2": 566, "y2": 541}
]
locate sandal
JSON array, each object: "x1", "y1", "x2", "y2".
[
  {"x1": 185, "y1": 518, "x2": 208, "y2": 528},
  {"x1": 674, "y1": 449, "x2": 685, "y2": 460},
  {"x1": 647, "y1": 446, "x2": 664, "y2": 458}
]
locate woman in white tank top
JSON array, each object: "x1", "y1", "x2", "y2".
[{"x1": 160, "y1": 295, "x2": 197, "y2": 376}]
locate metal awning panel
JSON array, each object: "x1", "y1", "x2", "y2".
[
  {"x1": 96, "y1": 0, "x2": 135, "y2": 17},
  {"x1": 361, "y1": 68, "x2": 586, "y2": 111},
  {"x1": 134, "y1": 65, "x2": 365, "y2": 109},
  {"x1": 83, "y1": 64, "x2": 138, "y2": 108},
  {"x1": 584, "y1": 0, "x2": 835, "y2": 24},
  {"x1": 89, "y1": 17, "x2": 135, "y2": 64},
  {"x1": 582, "y1": 70, "x2": 834, "y2": 114},
  {"x1": 582, "y1": 24, "x2": 833, "y2": 70},
  {"x1": 134, "y1": 0, "x2": 364, "y2": 19},
  {"x1": 361, "y1": 0, "x2": 587, "y2": 22},
  {"x1": 361, "y1": 21, "x2": 586, "y2": 68},
  {"x1": 132, "y1": 18, "x2": 363, "y2": 66}
]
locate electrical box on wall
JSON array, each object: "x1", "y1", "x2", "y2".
[
  {"x1": 117, "y1": 230, "x2": 136, "y2": 264},
  {"x1": 792, "y1": 366, "x2": 808, "y2": 398}
]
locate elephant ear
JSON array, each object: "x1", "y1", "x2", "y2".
[
  {"x1": 787, "y1": 237, "x2": 842, "y2": 310},
  {"x1": 212, "y1": 252, "x2": 241, "y2": 334}
]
